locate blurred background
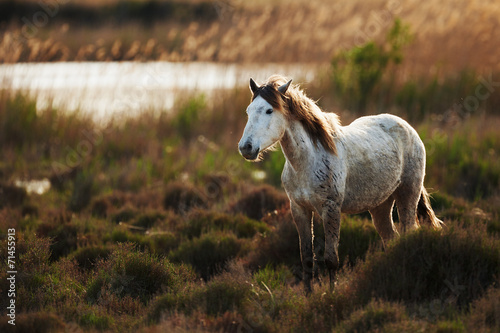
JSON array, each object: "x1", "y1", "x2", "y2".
[{"x1": 1, "y1": 1, "x2": 500, "y2": 332}]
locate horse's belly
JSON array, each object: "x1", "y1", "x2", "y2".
[
  {"x1": 341, "y1": 147, "x2": 403, "y2": 214},
  {"x1": 341, "y1": 178, "x2": 400, "y2": 214}
]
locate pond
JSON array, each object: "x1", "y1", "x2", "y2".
[{"x1": 0, "y1": 62, "x2": 318, "y2": 122}]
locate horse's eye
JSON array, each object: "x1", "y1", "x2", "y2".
[{"x1": 266, "y1": 109, "x2": 273, "y2": 114}]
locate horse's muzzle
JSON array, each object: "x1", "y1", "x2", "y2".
[{"x1": 239, "y1": 141, "x2": 259, "y2": 160}]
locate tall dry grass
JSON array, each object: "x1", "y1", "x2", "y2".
[{"x1": 1, "y1": 0, "x2": 500, "y2": 77}]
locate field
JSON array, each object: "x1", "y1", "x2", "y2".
[{"x1": 1, "y1": 1, "x2": 500, "y2": 332}]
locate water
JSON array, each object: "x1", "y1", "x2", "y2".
[{"x1": 0, "y1": 62, "x2": 318, "y2": 122}]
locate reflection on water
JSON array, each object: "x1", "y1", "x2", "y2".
[
  {"x1": 0, "y1": 62, "x2": 318, "y2": 122},
  {"x1": 15, "y1": 178, "x2": 51, "y2": 195}
]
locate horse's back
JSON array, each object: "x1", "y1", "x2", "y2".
[
  {"x1": 339, "y1": 114, "x2": 424, "y2": 213},
  {"x1": 344, "y1": 113, "x2": 423, "y2": 153}
]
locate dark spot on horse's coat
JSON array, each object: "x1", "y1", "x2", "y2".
[{"x1": 315, "y1": 169, "x2": 328, "y2": 182}]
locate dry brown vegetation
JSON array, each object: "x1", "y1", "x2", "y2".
[{"x1": 2, "y1": 0, "x2": 500, "y2": 76}]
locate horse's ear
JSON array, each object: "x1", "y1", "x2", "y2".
[
  {"x1": 249, "y1": 78, "x2": 259, "y2": 94},
  {"x1": 278, "y1": 79, "x2": 292, "y2": 94}
]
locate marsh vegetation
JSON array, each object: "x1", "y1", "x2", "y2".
[{"x1": 0, "y1": 1, "x2": 499, "y2": 332}]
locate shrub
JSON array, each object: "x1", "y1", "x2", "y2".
[
  {"x1": 0, "y1": 182, "x2": 26, "y2": 208},
  {"x1": 16, "y1": 234, "x2": 51, "y2": 273},
  {"x1": 0, "y1": 93, "x2": 40, "y2": 147},
  {"x1": 338, "y1": 217, "x2": 380, "y2": 267},
  {"x1": 163, "y1": 181, "x2": 207, "y2": 214},
  {"x1": 91, "y1": 197, "x2": 111, "y2": 218},
  {"x1": 338, "y1": 299, "x2": 408, "y2": 333},
  {"x1": 134, "y1": 211, "x2": 165, "y2": 229},
  {"x1": 331, "y1": 19, "x2": 412, "y2": 111},
  {"x1": 149, "y1": 263, "x2": 252, "y2": 322},
  {"x1": 87, "y1": 243, "x2": 195, "y2": 304},
  {"x1": 244, "y1": 265, "x2": 304, "y2": 331},
  {"x1": 245, "y1": 207, "x2": 301, "y2": 274},
  {"x1": 230, "y1": 184, "x2": 289, "y2": 220},
  {"x1": 47, "y1": 223, "x2": 79, "y2": 261},
  {"x1": 68, "y1": 171, "x2": 94, "y2": 212},
  {"x1": 172, "y1": 94, "x2": 206, "y2": 141},
  {"x1": 350, "y1": 225, "x2": 500, "y2": 308},
  {"x1": 0, "y1": 312, "x2": 66, "y2": 333},
  {"x1": 169, "y1": 231, "x2": 242, "y2": 279},
  {"x1": 69, "y1": 245, "x2": 112, "y2": 271},
  {"x1": 79, "y1": 311, "x2": 115, "y2": 331},
  {"x1": 298, "y1": 284, "x2": 355, "y2": 332},
  {"x1": 148, "y1": 285, "x2": 202, "y2": 323},
  {"x1": 421, "y1": 120, "x2": 500, "y2": 200},
  {"x1": 13, "y1": 235, "x2": 85, "y2": 312},
  {"x1": 203, "y1": 272, "x2": 252, "y2": 316},
  {"x1": 107, "y1": 228, "x2": 148, "y2": 249},
  {"x1": 465, "y1": 286, "x2": 500, "y2": 332},
  {"x1": 147, "y1": 232, "x2": 181, "y2": 255},
  {"x1": 111, "y1": 207, "x2": 137, "y2": 224},
  {"x1": 253, "y1": 264, "x2": 294, "y2": 291},
  {"x1": 180, "y1": 210, "x2": 269, "y2": 239}
]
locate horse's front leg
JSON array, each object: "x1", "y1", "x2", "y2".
[
  {"x1": 291, "y1": 202, "x2": 314, "y2": 293},
  {"x1": 322, "y1": 200, "x2": 341, "y2": 289}
]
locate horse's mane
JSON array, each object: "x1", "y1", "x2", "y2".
[{"x1": 252, "y1": 75, "x2": 339, "y2": 155}]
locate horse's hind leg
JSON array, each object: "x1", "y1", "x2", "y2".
[
  {"x1": 393, "y1": 182, "x2": 421, "y2": 233},
  {"x1": 369, "y1": 197, "x2": 399, "y2": 247}
]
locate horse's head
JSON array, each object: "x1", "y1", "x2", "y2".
[{"x1": 238, "y1": 77, "x2": 292, "y2": 161}]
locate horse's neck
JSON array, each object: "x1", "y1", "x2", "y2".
[{"x1": 280, "y1": 120, "x2": 317, "y2": 172}]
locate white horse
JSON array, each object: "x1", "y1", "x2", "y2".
[{"x1": 238, "y1": 75, "x2": 443, "y2": 291}]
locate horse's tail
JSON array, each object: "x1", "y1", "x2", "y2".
[{"x1": 417, "y1": 187, "x2": 444, "y2": 229}]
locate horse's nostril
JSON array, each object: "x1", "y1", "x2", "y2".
[{"x1": 239, "y1": 141, "x2": 252, "y2": 152}]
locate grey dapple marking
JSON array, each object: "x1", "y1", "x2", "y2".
[{"x1": 239, "y1": 75, "x2": 443, "y2": 292}]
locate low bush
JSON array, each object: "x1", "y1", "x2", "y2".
[
  {"x1": 134, "y1": 211, "x2": 165, "y2": 229},
  {"x1": 180, "y1": 210, "x2": 269, "y2": 239},
  {"x1": 169, "y1": 231, "x2": 243, "y2": 280},
  {"x1": 244, "y1": 208, "x2": 301, "y2": 273},
  {"x1": 253, "y1": 265, "x2": 295, "y2": 291},
  {"x1": 338, "y1": 299, "x2": 408, "y2": 333},
  {"x1": 297, "y1": 284, "x2": 355, "y2": 332},
  {"x1": 87, "y1": 243, "x2": 195, "y2": 304},
  {"x1": 69, "y1": 245, "x2": 113, "y2": 271},
  {"x1": 111, "y1": 207, "x2": 137, "y2": 224},
  {"x1": 147, "y1": 232, "x2": 181, "y2": 255},
  {"x1": 148, "y1": 285, "x2": 202, "y2": 323},
  {"x1": 108, "y1": 228, "x2": 147, "y2": 247},
  {"x1": 78, "y1": 311, "x2": 115, "y2": 331},
  {"x1": 149, "y1": 262, "x2": 251, "y2": 323},
  {"x1": 350, "y1": 225, "x2": 500, "y2": 308},
  {"x1": 68, "y1": 171, "x2": 94, "y2": 212},
  {"x1": 230, "y1": 184, "x2": 289, "y2": 220},
  {"x1": 338, "y1": 217, "x2": 380, "y2": 267},
  {"x1": 13, "y1": 235, "x2": 85, "y2": 312},
  {"x1": 91, "y1": 197, "x2": 111, "y2": 218},
  {"x1": 203, "y1": 272, "x2": 252, "y2": 316},
  {"x1": 0, "y1": 182, "x2": 26, "y2": 208},
  {"x1": 48, "y1": 223, "x2": 79, "y2": 261},
  {"x1": 163, "y1": 181, "x2": 208, "y2": 214},
  {"x1": 0, "y1": 311, "x2": 66, "y2": 333},
  {"x1": 465, "y1": 286, "x2": 500, "y2": 332}
]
